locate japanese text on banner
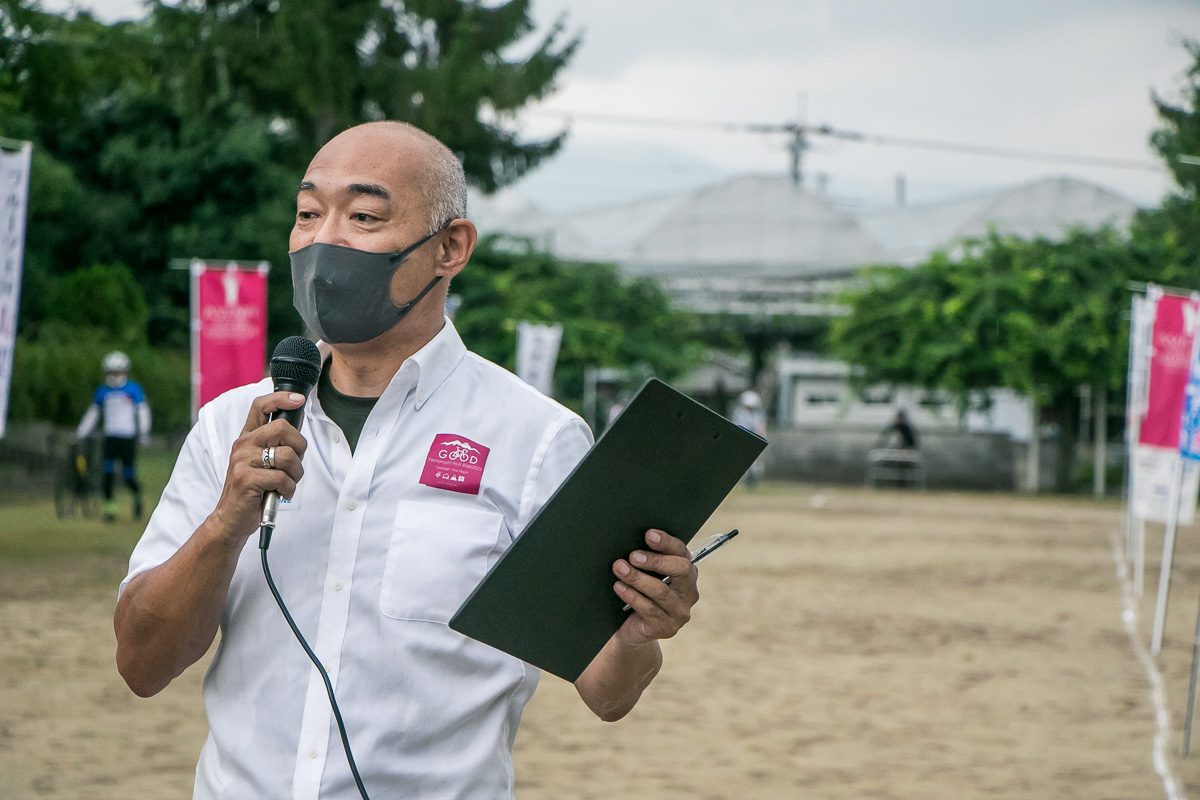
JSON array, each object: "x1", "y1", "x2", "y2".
[
  {"x1": 0, "y1": 143, "x2": 32, "y2": 438},
  {"x1": 192, "y1": 263, "x2": 269, "y2": 419}
]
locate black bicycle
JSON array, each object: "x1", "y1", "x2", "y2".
[{"x1": 53, "y1": 437, "x2": 101, "y2": 520}]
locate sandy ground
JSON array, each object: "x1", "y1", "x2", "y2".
[{"x1": 4, "y1": 486, "x2": 1200, "y2": 798}]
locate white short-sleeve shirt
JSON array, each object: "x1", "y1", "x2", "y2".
[{"x1": 121, "y1": 319, "x2": 593, "y2": 799}]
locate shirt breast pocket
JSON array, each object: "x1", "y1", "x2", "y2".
[{"x1": 379, "y1": 500, "x2": 506, "y2": 624}]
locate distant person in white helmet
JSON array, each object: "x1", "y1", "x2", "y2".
[
  {"x1": 732, "y1": 390, "x2": 767, "y2": 488},
  {"x1": 76, "y1": 351, "x2": 152, "y2": 521}
]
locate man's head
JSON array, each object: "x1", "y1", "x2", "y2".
[
  {"x1": 103, "y1": 351, "x2": 130, "y2": 388},
  {"x1": 290, "y1": 122, "x2": 477, "y2": 346}
]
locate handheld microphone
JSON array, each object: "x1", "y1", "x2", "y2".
[
  {"x1": 255, "y1": 336, "x2": 373, "y2": 798},
  {"x1": 259, "y1": 336, "x2": 322, "y2": 548}
]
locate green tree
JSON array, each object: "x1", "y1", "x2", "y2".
[
  {"x1": 8, "y1": 332, "x2": 191, "y2": 433},
  {"x1": 147, "y1": 0, "x2": 578, "y2": 189},
  {"x1": 4, "y1": 0, "x2": 578, "y2": 346},
  {"x1": 453, "y1": 237, "x2": 704, "y2": 417},
  {"x1": 830, "y1": 40, "x2": 1200, "y2": 493},
  {"x1": 1142, "y1": 39, "x2": 1200, "y2": 288},
  {"x1": 830, "y1": 229, "x2": 1175, "y2": 492},
  {"x1": 1151, "y1": 39, "x2": 1200, "y2": 196},
  {"x1": 46, "y1": 262, "x2": 148, "y2": 343}
]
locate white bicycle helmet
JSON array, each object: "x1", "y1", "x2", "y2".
[
  {"x1": 103, "y1": 351, "x2": 131, "y2": 372},
  {"x1": 738, "y1": 390, "x2": 762, "y2": 408}
]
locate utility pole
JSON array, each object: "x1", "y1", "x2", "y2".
[
  {"x1": 789, "y1": 91, "x2": 808, "y2": 188},
  {"x1": 788, "y1": 126, "x2": 807, "y2": 187}
]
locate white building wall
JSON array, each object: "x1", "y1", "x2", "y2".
[{"x1": 777, "y1": 354, "x2": 1034, "y2": 441}]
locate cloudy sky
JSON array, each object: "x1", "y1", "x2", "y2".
[{"x1": 49, "y1": 0, "x2": 1200, "y2": 211}]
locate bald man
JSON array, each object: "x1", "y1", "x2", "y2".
[{"x1": 113, "y1": 122, "x2": 700, "y2": 799}]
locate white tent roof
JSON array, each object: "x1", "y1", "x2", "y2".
[
  {"x1": 859, "y1": 176, "x2": 1139, "y2": 266},
  {"x1": 466, "y1": 187, "x2": 592, "y2": 256},
  {"x1": 469, "y1": 174, "x2": 1143, "y2": 288},
  {"x1": 618, "y1": 175, "x2": 889, "y2": 278},
  {"x1": 554, "y1": 191, "x2": 687, "y2": 262}
]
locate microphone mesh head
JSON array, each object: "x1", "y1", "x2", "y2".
[{"x1": 270, "y1": 336, "x2": 322, "y2": 389}]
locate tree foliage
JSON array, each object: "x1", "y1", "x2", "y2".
[
  {"x1": 0, "y1": 0, "x2": 582, "y2": 431},
  {"x1": 3, "y1": 0, "x2": 576, "y2": 344},
  {"x1": 829, "y1": 42, "x2": 1200, "y2": 491},
  {"x1": 47, "y1": 263, "x2": 148, "y2": 342},
  {"x1": 1151, "y1": 39, "x2": 1200, "y2": 197},
  {"x1": 832, "y1": 229, "x2": 1168, "y2": 398},
  {"x1": 1144, "y1": 38, "x2": 1200, "y2": 284},
  {"x1": 830, "y1": 227, "x2": 1190, "y2": 491},
  {"x1": 143, "y1": 0, "x2": 576, "y2": 188},
  {"x1": 454, "y1": 238, "x2": 705, "y2": 410}
]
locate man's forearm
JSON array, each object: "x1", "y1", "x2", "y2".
[
  {"x1": 574, "y1": 636, "x2": 663, "y2": 722},
  {"x1": 114, "y1": 515, "x2": 244, "y2": 697}
]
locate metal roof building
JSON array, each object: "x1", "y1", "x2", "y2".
[
  {"x1": 859, "y1": 176, "x2": 1139, "y2": 267},
  {"x1": 471, "y1": 174, "x2": 1141, "y2": 316}
]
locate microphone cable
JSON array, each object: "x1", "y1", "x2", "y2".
[{"x1": 260, "y1": 539, "x2": 373, "y2": 800}]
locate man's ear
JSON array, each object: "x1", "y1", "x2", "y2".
[{"x1": 436, "y1": 219, "x2": 477, "y2": 279}]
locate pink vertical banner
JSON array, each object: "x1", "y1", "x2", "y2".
[
  {"x1": 191, "y1": 262, "x2": 269, "y2": 420},
  {"x1": 1140, "y1": 291, "x2": 1200, "y2": 448}
]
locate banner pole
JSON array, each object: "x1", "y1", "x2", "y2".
[
  {"x1": 1094, "y1": 385, "x2": 1108, "y2": 499},
  {"x1": 1125, "y1": 294, "x2": 1140, "y2": 568},
  {"x1": 1135, "y1": 518, "x2": 1146, "y2": 597},
  {"x1": 1026, "y1": 403, "x2": 1041, "y2": 493},
  {"x1": 1152, "y1": 456, "x2": 1185, "y2": 654},
  {"x1": 1184, "y1": 587, "x2": 1200, "y2": 755},
  {"x1": 190, "y1": 261, "x2": 200, "y2": 425}
]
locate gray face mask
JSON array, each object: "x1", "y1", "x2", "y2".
[{"x1": 290, "y1": 231, "x2": 443, "y2": 344}]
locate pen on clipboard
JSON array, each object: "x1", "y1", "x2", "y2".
[{"x1": 622, "y1": 529, "x2": 739, "y2": 612}]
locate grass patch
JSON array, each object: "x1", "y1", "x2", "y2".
[{"x1": 0, "y1": 448, "x2": 179, "y2": 562}]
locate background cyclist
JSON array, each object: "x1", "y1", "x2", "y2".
[{"x1": 75, "y1": 351, "x2": 151, "y2": 521}]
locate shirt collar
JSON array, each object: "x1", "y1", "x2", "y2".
[{"x1": 314, "y1": 316, "x2": 467, "y2": 412}]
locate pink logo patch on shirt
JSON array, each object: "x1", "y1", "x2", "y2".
[{"x1": 420, "y1": 434, "x2": 490, "y2": 495}]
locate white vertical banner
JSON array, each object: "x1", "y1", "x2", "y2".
[
  {"x1": 1130, "y1": 293, "x2": 1154, "y2": 420},
  {"x1": 1132, "y1": 289, "x2": 1200, "y2": 524},
  {"x1": 515, "y1": 321, "x2": 563, "y2": 397},
  {"x1": 1133, "y1": 446, "x2": 1200, "y2": 525},
  {"x1": 0, "y1": 142, "x2": 32, "y2": 439}
]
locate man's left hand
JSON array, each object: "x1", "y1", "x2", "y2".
[{"x1": 611, "y1": 529, "x2": 699, "y2": 648}]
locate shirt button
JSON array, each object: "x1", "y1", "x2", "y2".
[
  {"x1": 346, "y1": 500, "x2": 357, "y2": 511},
  {"x1": 333, "y1": 581, "x2": 344, "y2": 591},
  {"x1": 332, "y1": 432, "x2": 341, "y2": 443},
  {"x1": 308, "y1": 747, "x2": 318, "y2": 759},
  {"x1": 417, "y1": 392, "x2": 427, "y2": 404}
]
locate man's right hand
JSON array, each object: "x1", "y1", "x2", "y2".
[{"x1": 209, "y1": 391, "x2": 309, "y2": 544}]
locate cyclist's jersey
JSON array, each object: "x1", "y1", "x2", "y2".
[{"x1": 79, "y1": 381, "x2": 149, "y2": 439}]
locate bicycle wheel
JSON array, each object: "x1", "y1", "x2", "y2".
[
  {"x1": 53, "y1": 459, "x2": 78, "y2": 519},
  {"x1": 77, "y1": 447, "x2": 102, "y2": 519},
  {"x1": 79, "y1": 474, "x2": 101, "y2": 519}
]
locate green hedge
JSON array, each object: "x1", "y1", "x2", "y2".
[{"x1": 9, "y1": 332, "x2": 191, "y2": 434}]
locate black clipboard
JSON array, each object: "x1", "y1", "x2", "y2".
[{"x1": 449, "y1": 378, "x2": 767, "y2": 681}]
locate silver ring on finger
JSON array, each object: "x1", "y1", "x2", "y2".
[{"x1": 261, "y1": 446, "x2": 276, "y2": 470}]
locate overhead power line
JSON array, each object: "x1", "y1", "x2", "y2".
[{"x1": 528, "y1": 108, "x2": 1165, "y2": 185}]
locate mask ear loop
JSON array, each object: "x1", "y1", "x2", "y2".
[
  {"x1": 393, "y1": 275, "x2": 444, "y2": 314},
  {"x1": 384, "y1": 222, "x2": 453, "y2": 313},
  {"x1": 386, "y1": 226, "x2": 443, "y2": 268}
]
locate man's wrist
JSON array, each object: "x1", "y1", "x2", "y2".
[
  {"x1": 203, "y1": 510, "x2": 252, "y2": 552},
  {"x1": 613, "y1": 630, "x2": 663, "y2": 656}
]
